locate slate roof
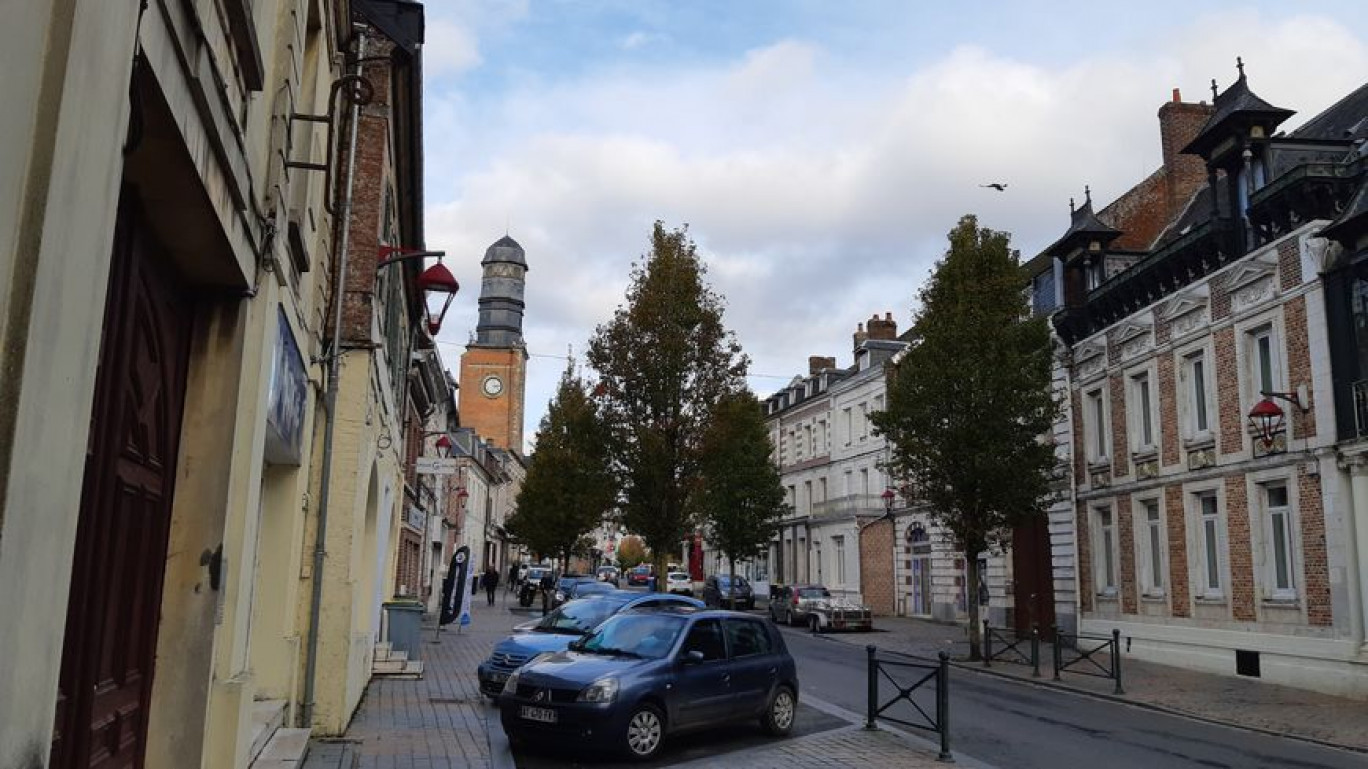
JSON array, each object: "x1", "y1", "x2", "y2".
[
  {"x1": 1182, "y1": 74, "x2": 1295, "y2": 156},
  {"x1": 1290, "y1": 81, "x2": 1368, "y2": 142},
  {"x1": 482, "y1": 235, "x2": 529, "y2": 267},
  {"x1": 1042, "y1": 198, "x2": 1123, "y2": 258}
]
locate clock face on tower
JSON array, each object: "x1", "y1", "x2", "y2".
[{"x1": 482, "y1": 375, "x2": 505, "y2": 398}]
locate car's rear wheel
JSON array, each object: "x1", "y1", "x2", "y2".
[
  {"x1": 761, "y1": 686, "x2": 797, "y2": 736},
  {"x1": 622, "y1": 703, "x2": 666, "y2": 760}
]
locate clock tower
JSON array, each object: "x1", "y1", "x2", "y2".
[{"x1": 459, "y1": 235, "x2": 529, "y2": 453}]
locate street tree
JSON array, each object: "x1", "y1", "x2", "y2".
[
  {"x1": 587, "y1": 222, "x2": 748, "y2": 590},
  {"x1": 696, "y1": 390, "x2": 788, "y2": 608},
  {"x1": 871, "y1": 215, "x2": 1059, "y2": 660},
  {"x1": 506, "y1": 364, "x2": 616, "y2": 571},
  {"x1": 615, "y1": 535, "x2": 649, "y2": 569}
]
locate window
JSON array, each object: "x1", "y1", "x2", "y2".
[
  {"x1": 1247, "y1": 325, "x2": 1280, "y2": 402},
  {"x1": 1086, "y1": 389, "x2": 1108, "y2": 462},
  {"x1": 1094, "y1": 507, "x2": 1117, "y2": 595},
  {"x1": 680, "y1": 619, "x2": 726, "y2": 662},
  {"x1": 859, "y1": 403, "x2": 869, "y2": 440},
  {"x1": 817, "y1": 420, "x2": 827, "y2": 454},
  {"x1": 843, "y1": 470, "x2": 852, "y2": 496},
  {"x1": 1184, "y1": 351, "x2": 1211, "y2": 436},
  {"x1": 1141, "y1": 500, "x2": 1165, "y2": 596},
  {"x1": 724, "y1": 620, "x2": 773, "y2": 657},
  {"x1": 803, "y1": 481, "x2": 812, "y2": 514},
  {"x1": 834, "y1": 536, "x2": 846, "y2": 586},
  {"x1": 1262, "y1": 483, "x2": 1296, "y2": 600},
  {"x1": 860, "y1": 468, "x2": 869, "y2": 496},
  {"x1": 874, "y1": 395, "x2": 884, "y2": 414},
  {"x1": 819, "y1": 477, "x2": 827, "y2": 502},
  {"x1": 1130, "y1": 371, "x2": 1154, "y2": 451},
  {"x1": 1196, "y1": 492, "x2": 1223, "y2": 597},
  {"x1": 843, "y1": 408, "x2": 853, "y2": 445}
]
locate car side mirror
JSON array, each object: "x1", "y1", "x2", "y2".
[{"x1": 680, "y1": 650, "x2": 705, "y2": 665}]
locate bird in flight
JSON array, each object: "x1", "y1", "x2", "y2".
[{"x1": 980, "y1": 183, "x2": 1008, "y2": 191}]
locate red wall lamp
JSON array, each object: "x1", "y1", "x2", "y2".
[
  {"x1": 378, "y1": 246, "x2": 460, "y2": 335},
  {"x1": 1247, "y1": 385, "x2": 1310, "y2": 450}
]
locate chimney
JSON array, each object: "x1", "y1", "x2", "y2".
[
  {"x1": 1157, "y1": 88, "x2": 1216, "y2": 210},
  {"x1": 866, "y1": 312, "x2": 898, "y2": 341},
  {"x1": 852, "y1": 322, "x2": 868, "y2": 353},
  {"x1": 808, "y1": 355, "x2": 836, "y2": 375}
]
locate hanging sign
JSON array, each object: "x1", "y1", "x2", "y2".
[{"x1": 416, "y1": 457, "x2": 458, "y2": 475}]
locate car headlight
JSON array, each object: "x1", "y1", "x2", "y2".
[
  {"x1": 502, "y1": 670, "x2": 521, "y2": 694},
  {"x1": 555, "y1": 591, "x2": 565, "y2": 602},
  {"x1": 577, "y1": 677, "x2": 619, "y2": 704}
]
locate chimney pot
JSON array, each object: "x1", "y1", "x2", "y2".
[
  {"x1": 1172, "y1": 87, "x2": 1181, "y2": 103},
  {"x1": 885, "y1": 312, "x2": 893, "y2": 321}
]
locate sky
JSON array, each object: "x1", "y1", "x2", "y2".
[{"x1": 418, "y1": 1, "x2": 1368, "y2": 455}]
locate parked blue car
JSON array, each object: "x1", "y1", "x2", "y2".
[
  {"x1": 477, "y1": 591, "x2": 702, "y2": 698},
  {"x1": 498, "y1": 606, "x2": 799, "y2": 760}
]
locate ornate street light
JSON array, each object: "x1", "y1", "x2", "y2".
[
  {"x1": 1246, "y1": 387, "x2": 1308, "y2": 450},
  {"x1": 882, "y1": 487, "x2": 896, "y2": 515},
  {"x1": 377, "y1": 247, "x2": 460, "y2": 335}
]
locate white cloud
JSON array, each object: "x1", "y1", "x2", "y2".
[
  {"x1": 423, "y1": 11, "x2": 1368, "y2": 450},
  {"x1": 424, "y1": 18, "x2": 483, "y2": 77}
]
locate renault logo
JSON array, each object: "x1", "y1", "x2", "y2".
[{"x1": 532, "y1": 690, "x2": 547, "y2": 703}]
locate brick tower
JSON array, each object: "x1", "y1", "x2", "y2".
[{"x1": 459, "y1": 236, "x2": 529, "y2": 453}]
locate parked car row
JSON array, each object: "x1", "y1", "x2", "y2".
[{"x1": 768, "y1": 584, "x2": 873, "y2": 632}]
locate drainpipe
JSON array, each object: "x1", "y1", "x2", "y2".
[{"x1": 302, "y1": 29, "x2": 367, "y2": 729}]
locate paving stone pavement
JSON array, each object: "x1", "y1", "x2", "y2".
[
  {"x1": 669, "y1": 723, "x2": 981, "y2": 769},
  {"x1": 303, "y1": 591, "x2": 528, "y2": 769},
  {"x1": 810, "y1": 612, "x2": 1368, "y2": 752}
]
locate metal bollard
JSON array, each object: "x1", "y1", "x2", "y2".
[
  {"x1": 1112, "y1": 629, "x2": 1125, "y2": 695},
  {"x1": 1031, "y1": 628, "x2": 1041, "y2": 678},
  {"x1": 865, "y1": 645, "x2": 878, "y2": 730},
  {"x1": 981, "y1": 620, "x2": 991, "y2": 667},
  {"x1": 1052, "y1": 630, "x2": 1062, "y2": 681},
  {"x1": 937, "y1": 651, "x2": 953, "y2": 763}
]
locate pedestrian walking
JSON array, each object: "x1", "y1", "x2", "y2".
[
  {"x1": 481, "y1": 565, "x2": 499, "y2": 606},
  {"x1": 507, "y1": 562, "x2": 519, "y2": 593}
]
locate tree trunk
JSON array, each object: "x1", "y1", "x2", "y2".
[
  {"x1": 966, "y1": 551, "x2": 982, "y2": 661},
  {"x1": 728, "y1": 556, "x2": 737, "y2": 610}
]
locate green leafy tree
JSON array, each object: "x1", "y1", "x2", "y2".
[
  {"x1": 588, "y1": 222, "x2": 748, "y2": 590},
  {"x1": 507, "y1": 365, "x2": 616, "y2": 570},
  {"x1": 872, "y1": 215, "x2": 1059, "y2": 659},
  {"x1": 615, "y1": 535, "x2": 649, "y2": 569},
  {"x1": 696, "y1": 390, "x2": 789, "y2": 608}
]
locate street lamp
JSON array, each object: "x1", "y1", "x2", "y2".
[
  {"x1": 377, "y1": 247, "x2": 460, "y2": 335},
  {"x1": 882, "y1": 487, "x2": 896, "y2": 517},
  {"x1": 1246, "y1": 387, "x2": 1309, "y2": 450}
]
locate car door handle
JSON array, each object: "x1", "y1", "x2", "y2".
[
  {"x1": 722, "y1": 674, "x2": 730, "y2": 683},
  {"x1": 768, "y1": 667, "x2": 777, "y2": 676}
]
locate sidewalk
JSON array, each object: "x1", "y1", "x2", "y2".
[
  {"x1": 814, "y1": 613, "x2": 1368, "y2": 752},
  {"x1": 302, "y1": 592, "x2": 975, "y2": 769},
  {"x1": 303, "y1": 590, "x2": 527, "y2": 769}
]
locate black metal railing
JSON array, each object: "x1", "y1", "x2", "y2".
[
  {"x1": 981, "y1": 622, "x2": 1041, "y2": 678},
  {"x1": 1053, "y1": 628, "x2": 1124, "y2": 695},
  {"x1": 865, "y1": 646, "x2": 952, "y2": 762}
]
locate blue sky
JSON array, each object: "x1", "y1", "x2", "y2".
[{"x1": 418, "y1": 1, "x2": 1368, "y2": 453}]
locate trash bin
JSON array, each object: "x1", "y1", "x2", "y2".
[{"x1": 382, "y1": 600, "x2": 425, "y2": 662}]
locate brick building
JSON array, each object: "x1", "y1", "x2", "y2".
[{"x1": 1034, "y1": 70, "x2": 1368, "y2": 697}]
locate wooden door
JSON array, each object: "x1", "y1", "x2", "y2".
[
  {"x1": 51, "y1": 194, "x2": 193, "y2": 769},
  {"x1": 1012, "y1": 516, "x2": 1056, "y2": 638}
]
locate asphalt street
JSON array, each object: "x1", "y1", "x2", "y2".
[{"x1": 780, "y1": 625, "x2": 1368, "y2": 769}]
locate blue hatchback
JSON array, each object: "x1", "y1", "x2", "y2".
[
  {"x1": 477, "y1": 591, "x2": 702, "y2": 698},
  {"x1": 498, "y1": 606, "x2": 799, "y2": 760}
]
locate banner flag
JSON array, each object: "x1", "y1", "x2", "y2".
[{"x1": 440, "y1": 546, "x2": 471, "y2": 626}]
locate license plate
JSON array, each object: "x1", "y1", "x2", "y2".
[{"x1": 520, "y1": 706, "x2": 557, "y2": 723}]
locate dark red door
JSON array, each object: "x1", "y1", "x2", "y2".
[
  {"x1": 51, "y1": 194, "x2": 193, "y2": 769},
  {"x1": 1012, "y1": 516, "x2": 1056, "y2": 638}
]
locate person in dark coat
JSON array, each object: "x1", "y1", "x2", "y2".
[
  {"x1": 481, "y1": 565, "x2": 500, "y2": 606},
  {"x1": 508, "y1": 562, "x2": 520, "y2": 593}
]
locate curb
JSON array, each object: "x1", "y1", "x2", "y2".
[{"x1": 797, "y1": 629, "x2": 1368, "y2": 758}]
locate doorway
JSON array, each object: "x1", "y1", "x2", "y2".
[
  {"x1": 51, "y1": 194, "x2": 193, "y2": 769},
  {"x1": 909, "y1": 526, "x2": 933, "y2": 616}
]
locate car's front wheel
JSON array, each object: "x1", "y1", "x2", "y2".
[
  {"x1": 761, "y1": 686, "x2": 797, "y2": 736},
  {"x1": 622, "y1": 703, "x2": 666, "y2": 760}
]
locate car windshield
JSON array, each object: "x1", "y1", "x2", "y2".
[
  {"x1": 716, "y1": 576, "x2": 749, "y2": 588},
  {"x1": 798, "y1": 587, "x2": 831, "y2": 598},
  {"x1": 557, "y1": 576, "x2": 588, "y2": 590},
  {"x1": 536, "y1": 598, "x2": 627, "y2": 634},
  {"x1": 527, "y1": 569, "x2": 548, "y2": 581},
  {"x1": 578, "y1": 614, "x2": 686, "y2": 659}
]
